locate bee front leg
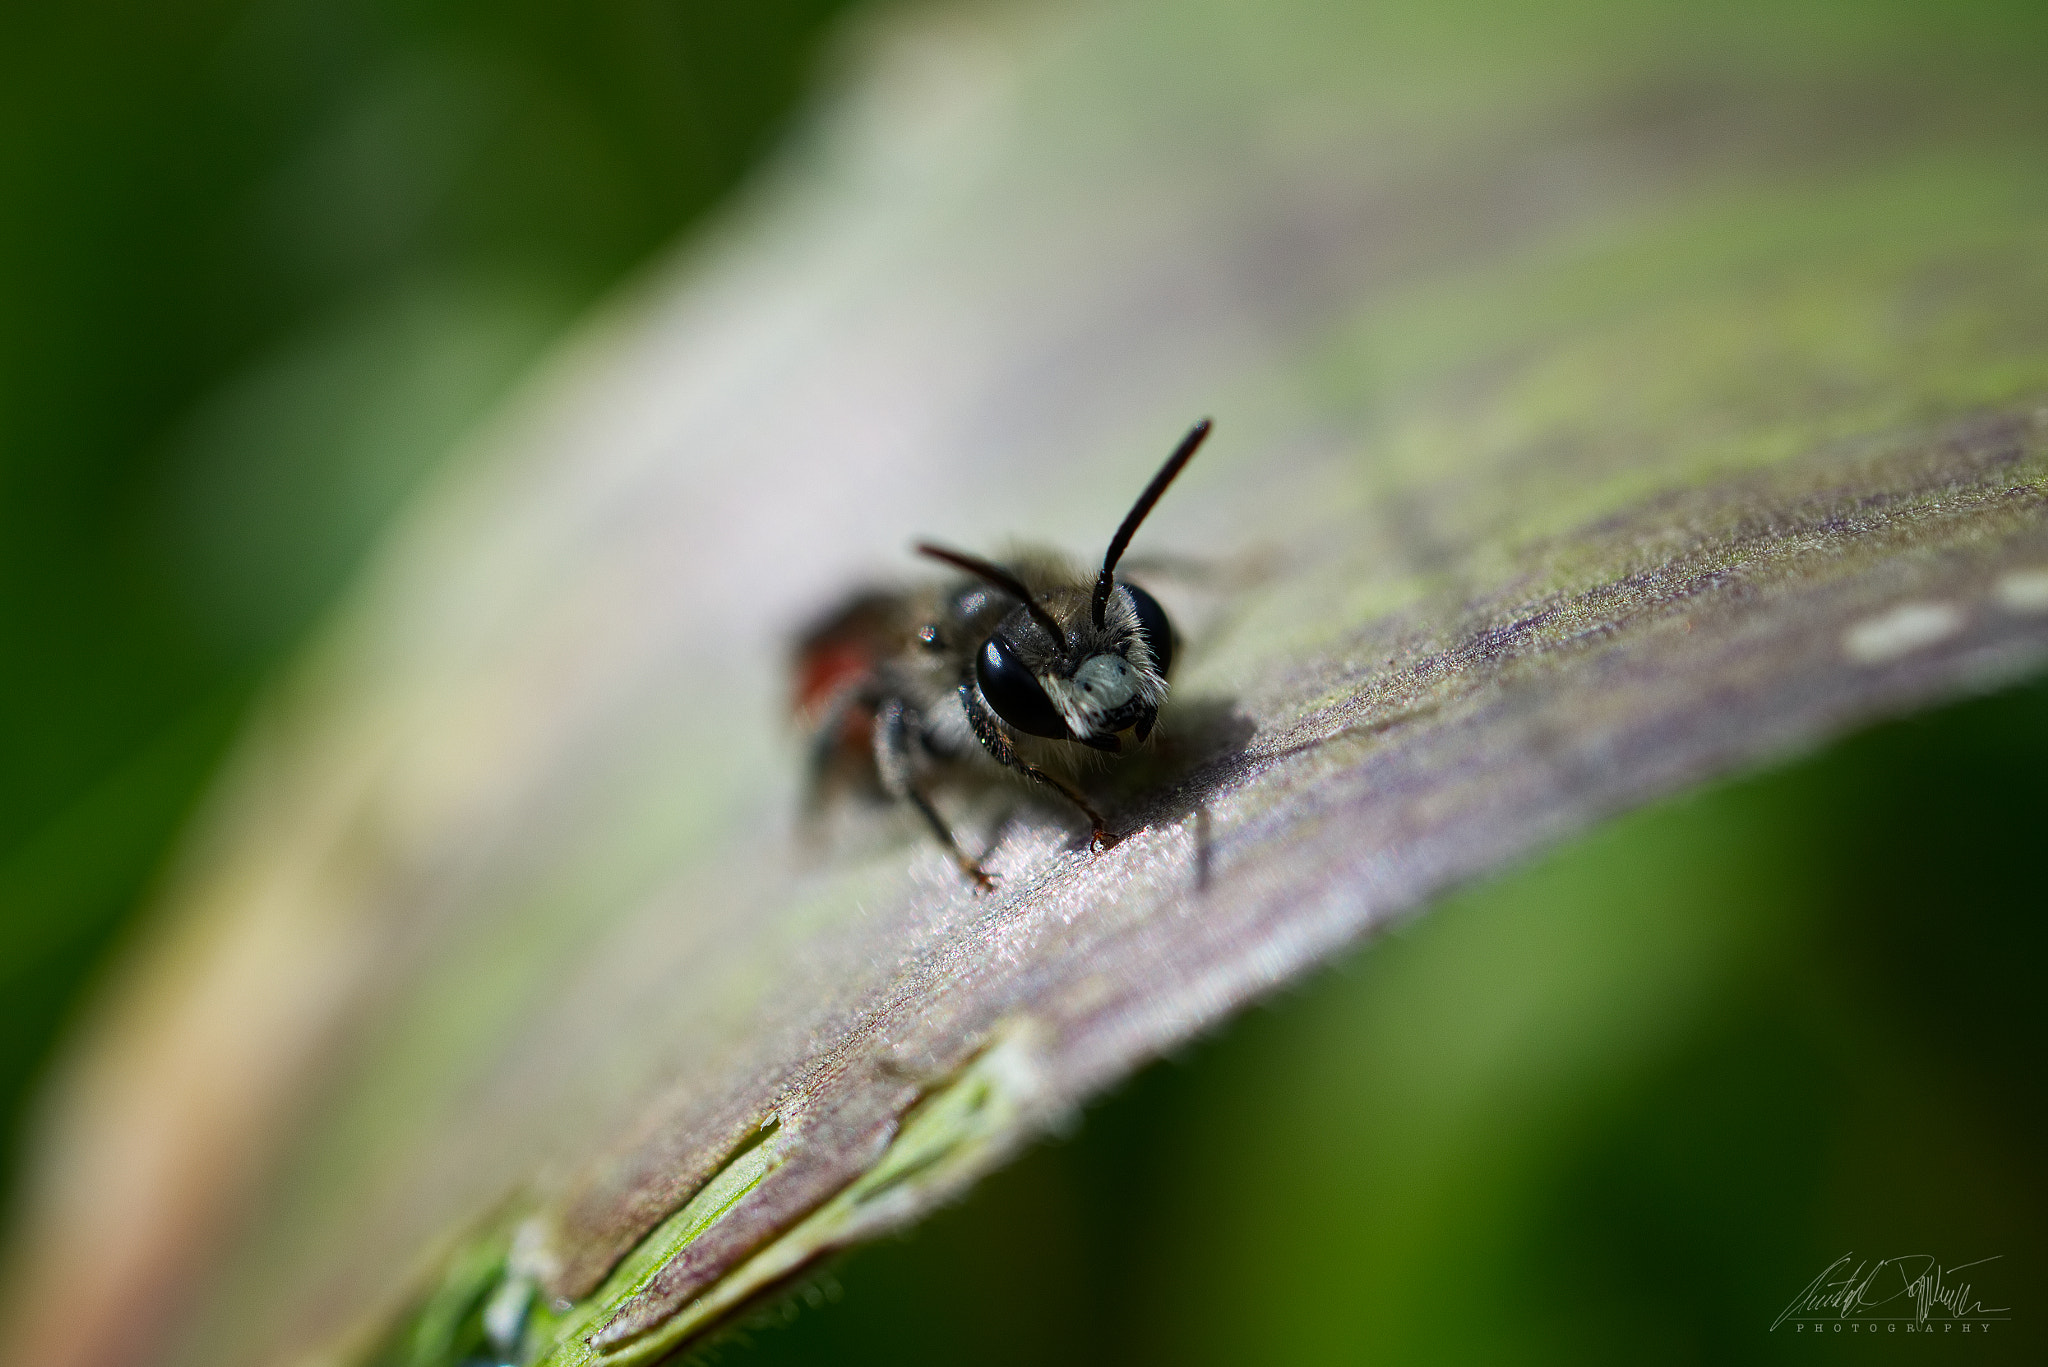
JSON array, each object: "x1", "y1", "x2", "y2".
[
  {"x1": 957, "y1": 683, "x2": 1115, "y2": 850},
  {"x1": 875, "y1": 697, "x2": 995, "y2": 891}
]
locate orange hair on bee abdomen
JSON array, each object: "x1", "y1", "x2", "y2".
[{"x1": 790, "y1": 590, "x2": 901, "y2": 722}]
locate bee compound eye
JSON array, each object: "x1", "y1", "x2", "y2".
[
  {"x1": 976, "y1": 635, "x2": 1069, "y2": 739},
  {"x1": 1124, "y1": 583, "x2": 1174, "y2": 678}
]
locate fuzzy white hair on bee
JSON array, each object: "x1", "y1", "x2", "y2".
[{"x1": 1043, "y1": 585, "x2": 1170, "y2": 740}]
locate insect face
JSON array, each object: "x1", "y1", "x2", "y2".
[{"x1": 973, "y1": 579, "x2": 1173, "y2": 751}]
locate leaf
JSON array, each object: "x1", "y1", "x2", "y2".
[{"x1": 5, "y1": 1, "x2": 2047, "y2": 1365}]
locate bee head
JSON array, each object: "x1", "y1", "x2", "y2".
[
  {"x1": 919, "y1": 418, "x2": 1208, "y2": 754},
  {"x1": 970, "y1": 579, "x2": 1174, "y2": 750}
]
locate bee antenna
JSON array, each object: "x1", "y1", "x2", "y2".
[
  {"x1": 916, "y1": 542, "x2": 1067, "y2": 652},
  {"x1": 1092, "y1": 418, "x2": 1211, "y2": 628}
]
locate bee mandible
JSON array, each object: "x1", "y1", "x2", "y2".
[{"x1": 793, "y1": 419, "x2": 1212, "y2": 888}]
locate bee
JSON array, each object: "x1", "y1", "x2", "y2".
[{"x1": 793, "y1": 418, "x2": 1212, "y2": 888}]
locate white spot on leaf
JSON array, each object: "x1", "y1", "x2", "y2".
[
  {"x1": 1992, "y1": 567, "x2": 2048, "y2": 614},
  {"x1": 1842, "y1": 602, "x2": 1964, "y2": 664}
]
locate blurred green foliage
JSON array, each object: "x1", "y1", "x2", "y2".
[
  {"x1": 729, "y1": 674, "x2": 2047, "y2": 1365},
  {"x1": 0, "y1": 0, "x2": 859, "y2": 1205}
]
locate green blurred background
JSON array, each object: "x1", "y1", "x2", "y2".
[
  {"x1": 1, "y1": 1, "x2": 2042, "y2": 1363},
  {"x1": 0, "y1": 0, "x2": 856, "y2": 1204}
]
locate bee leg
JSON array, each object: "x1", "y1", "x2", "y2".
[
  {"x1": 875, "y1": 698, "x2": 995, "y2": 891},
  {"x1": 958, "y1": 683, "x2": 1116, "y2": 850}
]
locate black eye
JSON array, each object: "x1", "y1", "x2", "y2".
[
  {"x1": 1124, "y1": 583, "x2": 1174, "y2": 677},
  {"x1": 976, "y1": 635, "x2": 1068, "y2": 738}
]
